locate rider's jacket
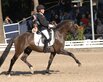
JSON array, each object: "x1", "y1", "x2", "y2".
[{"x1": 35, "y1": 13, "x2": 49, "y2": 31}]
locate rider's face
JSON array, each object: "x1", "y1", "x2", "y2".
[{"x1": 40, "y1": 9, "x2": 45, "y2": 14}]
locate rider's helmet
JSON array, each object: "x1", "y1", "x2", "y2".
[{"x1": 36, "y1": 5, "x2": 45, "y2": 12}]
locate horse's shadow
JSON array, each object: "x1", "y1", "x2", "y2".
[{"x1": 0, "y1": 70, "x2": 60, "y2": 76}]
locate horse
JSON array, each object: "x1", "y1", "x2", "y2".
[{"x1": 0, "y1": 20, "x2": 81, "y2": 75}]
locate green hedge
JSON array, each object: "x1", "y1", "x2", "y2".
[{"x1": 66, "y1": 26, "x2": 84, "y2": 40}]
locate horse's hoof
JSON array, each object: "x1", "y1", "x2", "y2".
[
  {"x1": 78, "y1": 63, "x2": 82, "y2": 67},
  {"x1": 0, "y1": 69, "x2": 2, "y2": 74},
  {"x1": 76, "y1": 60, "x2": 81, "y2": 67},
  {"x1": 7, "y1": 74, "x2": 11, "y2": 78},
  {"x1": 4, "y1": 72, "x2": 11, "y2": 77},
  {"x1": 45, "y1": 70, "x2": 50, "y2": 74},
  {"x1": 6, "y1": 71, "x2": 13, "y2": 76},
  {"x1": 30, "y1": 67, "x2": 34, "y2": 74}
]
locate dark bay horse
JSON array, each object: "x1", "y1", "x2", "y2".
[{"x1": 0, "y1": 20, "x2": 81, "y2": 75}]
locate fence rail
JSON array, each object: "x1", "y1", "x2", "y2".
[
  {"x1": 64, "y1": 40, "x2": 103, "y2": 48},
  {"x1": 0, "y1": 43, "x2": 14, "y2": 51}
]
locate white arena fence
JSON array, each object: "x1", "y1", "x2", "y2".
[
  {"x1": 64, "y1": 40, "x2": 103, "y2": 48},
  {"x1": 0, "y1": 40, "x2": 103, "y2": 51},
  {"x1": 0, "y1": 43, "x2": 15, "y2": 51}
]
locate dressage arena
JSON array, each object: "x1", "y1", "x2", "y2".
[{"x1": 0, "y1": 48, "x2": 103, "y2": 82}]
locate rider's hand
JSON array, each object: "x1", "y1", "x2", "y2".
[{"x1": 48, "y1": 24, "x2": 55, "y2": 28}]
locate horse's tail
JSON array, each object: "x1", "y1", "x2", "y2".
[{"x1": 0, "y1": 38, "x2": 14, "y2": 67}]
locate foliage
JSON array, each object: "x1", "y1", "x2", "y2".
[
  {"x1": 66, "y1": 32, "x2": 74, "y2": 41},
  {"x1": 76, "y1": 26, "x2": 84, "y2": 40},
  {"x1": 66, "y1": 25, "x2": 84, "y2": 40}
]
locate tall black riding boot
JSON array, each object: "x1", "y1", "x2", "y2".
[{"x1": 43, "y1": 40, "x2": 49, "y2": 53}]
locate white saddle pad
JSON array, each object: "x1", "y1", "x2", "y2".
[{"x1": 34, "y1": 29, "x2": 55, "y2": 47}]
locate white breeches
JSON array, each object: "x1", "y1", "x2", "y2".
[{"x1": 41, "y1": 29, "x2": 50, "y2": 39}]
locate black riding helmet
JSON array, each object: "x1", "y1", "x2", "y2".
[{"x1": 36, "y1": 5, "x2": 45, "y2": 12}]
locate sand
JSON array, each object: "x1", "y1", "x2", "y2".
[{"x1": 0, "y1": 48, "x2": 103, "y2": 82}]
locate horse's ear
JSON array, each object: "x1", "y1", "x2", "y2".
[{"x1": 74, "y1": 24, "x2": 79, "y2": 29}]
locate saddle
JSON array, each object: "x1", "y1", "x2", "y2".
[{"x1": 34, "y1": 29, "x2": 55, "y2": 47}]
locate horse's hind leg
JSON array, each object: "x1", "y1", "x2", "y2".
[
  {"x1": 46, "y1": 52, "x2": 56, "y2": 73},
  {"x1": 7, "y1": 53, "x2": 20, "y2": 75},
  {"x1": 20, "y1": 48, "x2": 33, "y2": 73}
]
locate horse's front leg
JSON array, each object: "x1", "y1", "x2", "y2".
[
  {"x1": 46, "y1": 52, "x2": 56, "y2": 73},
  {"x1": 59, "y1": 49, "x2": 81, "y2": 66},
  {"x1": 21, "y1": 48, "x2": 33, "y2": 74}
]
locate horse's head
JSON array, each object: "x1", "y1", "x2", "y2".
[
  {"x1": 68, "y1": 21, "x2": 79, "y2": 39},
  {"x1": 55, "y1": 20, "x2": 79, "y2": 39},
  {"x1": 61, "y1": 20, "x2": 79, "y2": 39}
]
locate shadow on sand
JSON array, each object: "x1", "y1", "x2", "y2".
[{"x1": 0, "y1": 70, "x2": 60, "y2": 76}]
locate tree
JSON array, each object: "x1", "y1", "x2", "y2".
[{"x1": 0, "y1": 0, "x2": 4, "y2": 43}]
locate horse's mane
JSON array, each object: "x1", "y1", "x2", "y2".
[{"x1": 55, "y1": 20, "x2": 74, "y2": 30}]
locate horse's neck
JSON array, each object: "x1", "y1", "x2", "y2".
[
  {"x1": 55, "y1": 28, "x2": 68, "y2": 38},
  {"x1": 55, "y1": 31, "x2": 66, "y2": 41},
  {"x1": 54, "y1": 21, "x2": 69, "y2": 40}
]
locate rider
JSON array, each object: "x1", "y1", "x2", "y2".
[{"x1": 35, "y1": 5, "x2": 53, "y2": 52}]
